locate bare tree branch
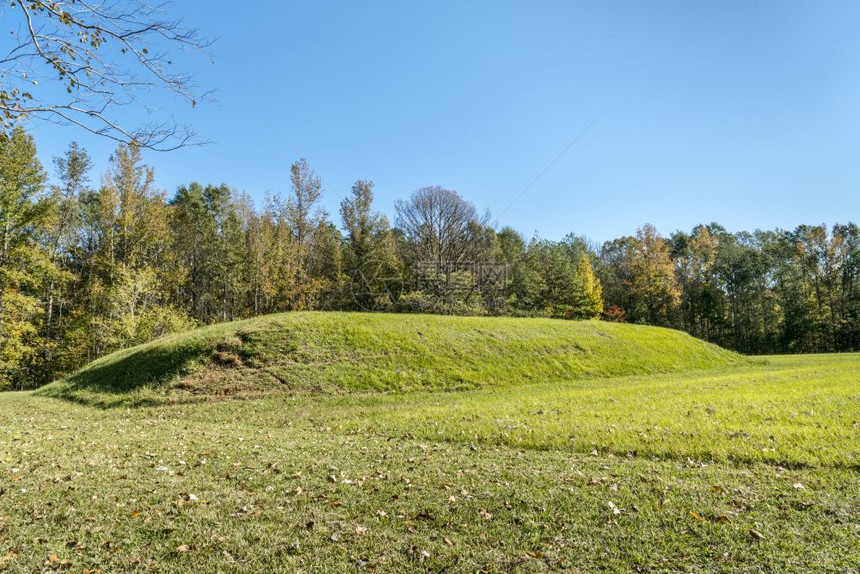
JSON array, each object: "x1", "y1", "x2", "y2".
[
  {"x1": 1, "y1": 0, "x2": 213, "y2": 150},
  {"x1": 395, "y1": 187, "x2": 489, "y2": 265}
]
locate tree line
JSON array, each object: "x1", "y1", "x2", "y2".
[{"x1": 1, "y1": 129, "x2": 858, "y2": 389}]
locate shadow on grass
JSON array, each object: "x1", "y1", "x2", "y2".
[{"x1": 36, "y1": 339, "x2": 211, "y2": 408}]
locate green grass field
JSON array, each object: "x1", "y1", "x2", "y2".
[{"x1": 2, "y1": 313, "x2": 858, "y2": 572}]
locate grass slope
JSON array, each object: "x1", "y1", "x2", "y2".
[
  {"x1": 325, "y1": 353, "x2": 859, "y2": 469},
  {"x1": 12, "y1": 314, "x2": 856, "y2": 571},
  {"x1": 1, "y1": 353, "x2": 858, "y2": 572},
  {"x1": 38, "y1": 312, "x2": 748, "y2": 407}
]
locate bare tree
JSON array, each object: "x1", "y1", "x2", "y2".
[
  {"x1": 1, "y1": 0, "x2": 212, "y2": 150},
  {"x1": 395, "y1": 186, "x2": 488, "y2": 265}
]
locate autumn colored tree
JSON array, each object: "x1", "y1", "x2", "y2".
[
  {"x1": 571, "y1": 252, "x2": 603, "y2": 319},
  {"x1": 627, "y1": 224, "x2": 680, "y2": 326},
  {"x1": 0, "y1": 128, "x2": 54, "y2": 388},
  {"x1": 79, "y1": 144, "x2": 191, "y2": 352},
  {"x1": 3, "y1": 126, "x2": 860, "y2": 390},
  {"x1": 39, "y1": 142, "x2": 93, "y2": 378}
]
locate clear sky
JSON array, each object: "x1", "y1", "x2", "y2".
[{"x1": 25, "y1": 0, "x2": 860, "y2": 243}]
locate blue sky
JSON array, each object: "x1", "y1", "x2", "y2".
[{"x1": 25, "y1": 0, "x2": 860, "y2": 243}]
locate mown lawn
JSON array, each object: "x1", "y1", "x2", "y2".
[{"x1": 1, "y1": 354, "x2": 857, "y2": 572}]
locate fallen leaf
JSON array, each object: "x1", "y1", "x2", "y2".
[{"x1": 749, "y1": 528, "x2": 765, "y2": 541}]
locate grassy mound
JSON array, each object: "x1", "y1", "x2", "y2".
[{"x1": 37, "y1": 312, "x2": 749, "y2": 407}]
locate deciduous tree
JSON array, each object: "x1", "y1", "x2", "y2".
[{"x1": 2, "y1": 0, "x2": 211, "y2": 149}]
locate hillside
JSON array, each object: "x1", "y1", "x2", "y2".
[
  {"x1": 37, "y1": 312, "x2": 749, "y2": 407},
  {"x1": 10, "y1": 318, "x2": 857, "y2": 571}
]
